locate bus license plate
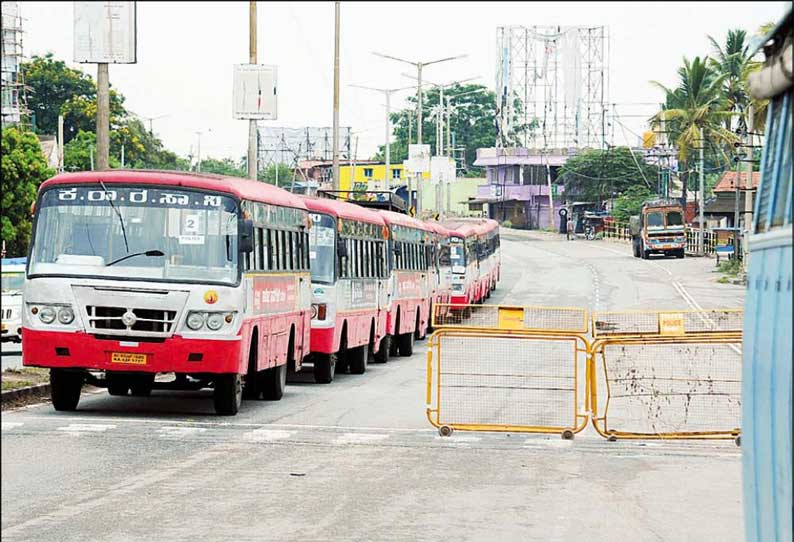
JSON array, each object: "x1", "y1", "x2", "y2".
[{"x1": 111, "y1": 352, "x2": 147, "y2": 365}]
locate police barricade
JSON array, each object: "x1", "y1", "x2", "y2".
[
  {"x1": 432, "y1": 303, "x2": 589, "y2": 334},
  {"x1": 426, "y1": 328, "x2": 589, "y2": 438},
  {"x1": 589, "y1": 334, "x2": 742, "y2": 441},
  {"x1": 592, "y1": 309, "x2": 743, "y2": 338}
]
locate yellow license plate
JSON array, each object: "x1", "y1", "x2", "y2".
[
  {"x1": 1, "y1": 323, "x2": 6, "y2": 331},
  {"x1": 110, "y1": 352, "x2": 148, "y2": 365}
]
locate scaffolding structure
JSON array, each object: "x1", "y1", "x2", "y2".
[
  {"x1": 257, "y1": 126, "x2": 352, "y2": 169},
  {"x1": 496, "y1": 25, "x2": 609, "y2": 150},
  {"x1": 1, "y1": 1, "x2": 29, "y2": 128}
]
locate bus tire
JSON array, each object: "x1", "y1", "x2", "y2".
[
  {"x1": 313, "y1": 354, "x2": 335, "y2": 384},
  {"x1": 641, "y1": 248, "x2": 650, "y2": 260},
  {"x1": 389, "y1": 335, "x2": 400, "y2": 357},
  {"x1": 213, "y1": 373, "x2": 242, "y2": 415},
  {"x1": 398, "y1": 332, "x2": 414, "y2": 357},
  {"x1": 373, "y1": 336, "x2": 390, "y2": 363},
  {"x1": 130, "y1": 374, "x2": 155, "y2": 397},
  {"x1": 243, "y1": 334, "x2": 260, "y2": 399},
  {"x1": 347, "y1": 345, "x2": 368, "y2": 375},
  {"x1": 261, "y1": 363, "x2": 287, "y2": 400},
  {"x1": 50, "y1": 369, "x2": 83, "y2": 411}
]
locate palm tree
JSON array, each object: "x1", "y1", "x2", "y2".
[
  {"x1": 651, "y1": 56, "x2": 738, "y2": 208},
  {"x1": 707, "y1": 29, "x2": 752, "y2": 133}
]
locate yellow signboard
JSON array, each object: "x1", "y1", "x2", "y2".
[
  {"x1": 658, "y1": 313, "x2": 685, "y2": 336},
  {"x1": 498, "y1": 307, "x2": 525, "y2": 330}
]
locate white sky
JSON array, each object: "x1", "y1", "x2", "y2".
[{"x1": 20, "y1": 1, "x2": 787, "y2": 162}]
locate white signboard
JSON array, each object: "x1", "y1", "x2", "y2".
[
  {"x1": 233, "y1": 64, "x2": 278, "y2": 120},
  {"x1": 406, "y1": 144, "x2": 431, "y2": 173},
  {"x1": 73, "y1": 2, "x2": 137, "y2": 64}
]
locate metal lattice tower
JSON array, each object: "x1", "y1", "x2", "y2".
[
  {"x1": 496, "y1": 25, "x2": 609, "y2": 150},
  {"x1": 257, "y1": 127, "x2": 352, "y2": 169},
  {"x1": 1, "y1": 1, "x2": 29, "y2": 128}
]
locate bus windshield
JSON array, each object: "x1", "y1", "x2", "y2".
[
  {"x1": 309, "y1": 213, "x2": 336, "y2": 284},
  {"x1": 29, "y1": 185, "x2": 239, "y2": 285},
  {"x1": 1, "y1": 273, "x2": 24, "y2": 293},
  {"x1": 449, "y1": 239, "x2": 466, "y2": 272},
  {"x1": 666, "y1": 211, "x2": 683, "y2": 226}
]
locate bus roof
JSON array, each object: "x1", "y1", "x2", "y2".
[
  {"x1": 39, "y1": 170, "x2": 308, "y2": 211},
  {"x1": 379, "y1": 209, "x2": 431, "y2": 232},
  {"x1": 424, "y1": 221, "x2": 453, "y2": 237},
  {"x1": 300, "y1": 196, "x2": 385, "y2": 226}
]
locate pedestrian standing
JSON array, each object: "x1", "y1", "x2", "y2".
[{"x1": 566, "y1": 217, "x2": 574, "y2": 241}]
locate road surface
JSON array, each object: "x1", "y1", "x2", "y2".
[{"x1": 1, "y1": 232, "x2": 746, "y2": 541}]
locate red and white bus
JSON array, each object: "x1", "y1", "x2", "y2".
[
  {"x1": 22, "y1": 170, "x2": 312, "y2": 415},
  {"x1": 379, "y1": 210, "x2": 433, "y2": 356},
  {"x1": 302, "y1": 196, "x2": 390, "y2": 383},
  {"x1": 443, "y1": 218, "x2": 501, "y2": 308},
  {"x1": 473, "y1": 219, "x2": 501, "y2": 301},
  {"x1": 425, "y1": 222, "x2": 453, "y2": 320}
]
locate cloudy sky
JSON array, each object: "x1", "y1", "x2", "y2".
[{"x1": 20, "y1": 1, "x2": 786, "y2": 162}]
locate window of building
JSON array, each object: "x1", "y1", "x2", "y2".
[
  {"x1": 392, "y1": 168, "x2": 401, "y2": 179},
  {"x1": 363, "y1": 168, "x2": 374, "y2": 178}
]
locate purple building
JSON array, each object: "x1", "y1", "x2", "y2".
[{"x1": 471, "y1": 147, "x2": 569, "y2": 229}]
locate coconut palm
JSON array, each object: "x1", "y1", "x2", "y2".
[
  {"x1": 707, "y1": 29, "x2": 752, "y2": 132},
  {"x1": 650, "y1": 56, "x2": 738, "y2": 207}
]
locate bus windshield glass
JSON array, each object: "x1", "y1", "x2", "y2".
[
  {"x1": 309, "y1": 213, "x2": 336, "y2": 284},
  {"x1": 1, "y1": 273, "x2": 24, "y2": 293},
  {"x1": 29, "y1": 185, "x2": 239, "y2": 285},
  {"x1": 449, "y1": 239, "x2": 466, "y2": 272}
]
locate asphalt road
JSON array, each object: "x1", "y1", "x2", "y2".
[
  {"x1": 1, "y1": 232, "x2": 746, "y2": 542},
  {"x1": 1, "y1": 341, "x2": 23, "y2": 371}
]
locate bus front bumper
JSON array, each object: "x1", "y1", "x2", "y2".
[{"x1": 22, "y1": 329, "x2": 242, "y2": 374}]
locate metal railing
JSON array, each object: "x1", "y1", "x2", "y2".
[{"x1": 602, "y1": 221, "x2": 632, "y2": 242}]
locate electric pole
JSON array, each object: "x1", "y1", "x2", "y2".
[
  {"x1": 247, "y1": 1, "x2": 258, "y2": 180},
  {"x1": 698, "y1": 127, "x2": 705, "y2": 256},
  {"x1": 372, "y1": 52, "x2": 467, "y2": 215},
  {"x1": 332, "y1": 1, "x2": 341, "y2": 191},
  {"x1": 96, "y1": 63, "x2": 110, "y2": 170}
]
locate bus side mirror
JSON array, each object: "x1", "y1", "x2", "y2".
[
  {"x1": 239, "y1": 219, "x2": 254, "y2": 253},
  {"x1": 337, "y1": 241, "x2": 348, "y2": 259}
]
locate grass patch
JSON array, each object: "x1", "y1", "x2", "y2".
[
  {"x1": 717, "y1": 258, "x2": 743, "y2": 277},
  {"x1": 1, "y1": 367, "x2": 49, "y2": 392},
  {"x1": 717, "y1": 276, "x2": 731, "y2": 284}
]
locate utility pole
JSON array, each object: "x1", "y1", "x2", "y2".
[
  {"x1": 247, "y1": 1, "x2": 258, "y2": 180},
  {"x1": 372, "y1": 52, "x2": 467, "y2": 215},
  {"x1": 743, "y1": 105, "x2": 755, "y2": 269},
  {"x1": 57, "y1": 114, "x2": 64, "y2": 172},
  {"x1": 698, "y1": 127, "x2": 705, "y2": 256},
  {"x1": 332, "y1": 1, "x2": 341, "y2": 191},
  {"x1": 96, "y1": 63, "x2": 110, "y2": 170}
]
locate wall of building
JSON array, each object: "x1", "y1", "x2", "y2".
[
  {"x1": 338, "y1": 164, "x2": 430, "y2": 193},
  {"x1": 421, "y1": 177, "x2": 483, "y2": 217}
]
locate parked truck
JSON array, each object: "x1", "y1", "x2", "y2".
[{"x1": 630, "y1": 199, "x2": 686, "y2": 259}]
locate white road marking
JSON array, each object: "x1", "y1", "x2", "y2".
[
  {"x1": 243, "y1": 428, "x2": 295, "y2": 442},
  {"x1": 156, "y1": 426, "x2": 208, "y2": 439},
  {"x1": 333, "y1": 432, "x2": 389, "y2": 445},
  {"x1": 523, "y1": 438, "x2": 574, "y2": 448},
  {"x1": 1, "y1": 422, "x2": 24, "y2": 431},
  {"x1": 434, "y1": 435, "x2": 481, "y2": 443},
  {"x1": 57, "y1": 423, "x2": 116, "y2": 433}
]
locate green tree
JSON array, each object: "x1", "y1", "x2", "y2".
[
  {"x1": 197, "y1": 157, "x2": 246, "y2": 177},
  {"x1": 559, "y1": 146, "x2": 658, "y2": 203},
  {"x1": 63, "y1": 130, "x2": 120, "y2": 171},
  {"x1": 258, "y1": 163, "x2": 293, "y2": 186},
  {"x1": 611, "y1": 185, "x2": 655, "y2": 222},
  {"x1": 1, "y1": 127, "x2": 55, "y2": 256},
  {"x1": 707, "y1": 29, "x2": 753, "y2": 133},
  {"x1": 374, "y1": 84, "x2": 497, "y2": 175},
  {"x1": 651, "y1": 56, "x2": 738, "y2": 207}
]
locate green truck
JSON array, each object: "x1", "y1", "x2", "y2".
[{"x1": 629, "y1": 199, "x2": 686, "y2": 259}]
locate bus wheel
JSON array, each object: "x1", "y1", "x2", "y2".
[
  {"x1": 261, "y1": 363, "x2": 287, "y2": 400},
  {"x1": 398, "y1": 332, "x2": 414, "y2": 357},
  {"x1": 130, "y1": 374, "x2": 155, "y2": 397},
  {"x1": 389, "y1": 335, "x2": 400, "y2": 357},
  {"x1": 373, "y1": 336, "x2": 390, "y2": 363},
  {"x1": 214, "y1": 373, "x2": 242, "y2": 415},
  {"x1": 348, "y1": 345, "x2": 368, "y2": 375},
  {"x1": 50, "y1": 369, "x2": 83, "y2": 411},
  {"x1": 313, "y1": 354, "x2": 336, "y2": 384}
]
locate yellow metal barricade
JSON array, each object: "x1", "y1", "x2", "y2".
[
  {"x1": 426, "y1": 328, "x2": 589, "y2": 437},
  {"x1": 589, "y1": 335, "x2": 742, "y2": 440},
  {"x1": 592, "y1": 309, "x2": 743, "y2": 338},
  {"x1": 432, "y1": 303, "x2": 589, "y2": 334}
]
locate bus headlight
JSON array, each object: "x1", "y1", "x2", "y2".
[
  {"x1": 57, "y1": 307, "x2": 75, "y2": 324},
  {"x1": 186, "y1": 312, "x2": 205, "y2": 331},
  {"x1": 206, "y1": 313, "x2": 224, "y2": 331},
  {"x1": 38, "y1": 307, "x2": 57, "y2": 324}
]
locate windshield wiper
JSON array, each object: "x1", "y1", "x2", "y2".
[
  {"x1": 106, "y1": 250, "x2": 164, "y2": 267},
  {"x1": 99, "y1": 180, "x2": 130, "y2": 254}
]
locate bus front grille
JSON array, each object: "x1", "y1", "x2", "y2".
[{"x1": 87, "y1": 306, "x2": 178, "y2": 334}]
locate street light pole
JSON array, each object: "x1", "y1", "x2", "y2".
[
  {"x1": 372, "y1": 52, "x2": 467, "y2": 215},
  {"x1": 699, "y1": 127, "x2": 706, "y2": 256},
  {"x1": 332, "y1": 1, "x2": 341, "y2": 191},
  {"x1": 96, "y1": 63, "x2": 109, "y2": 170}
]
